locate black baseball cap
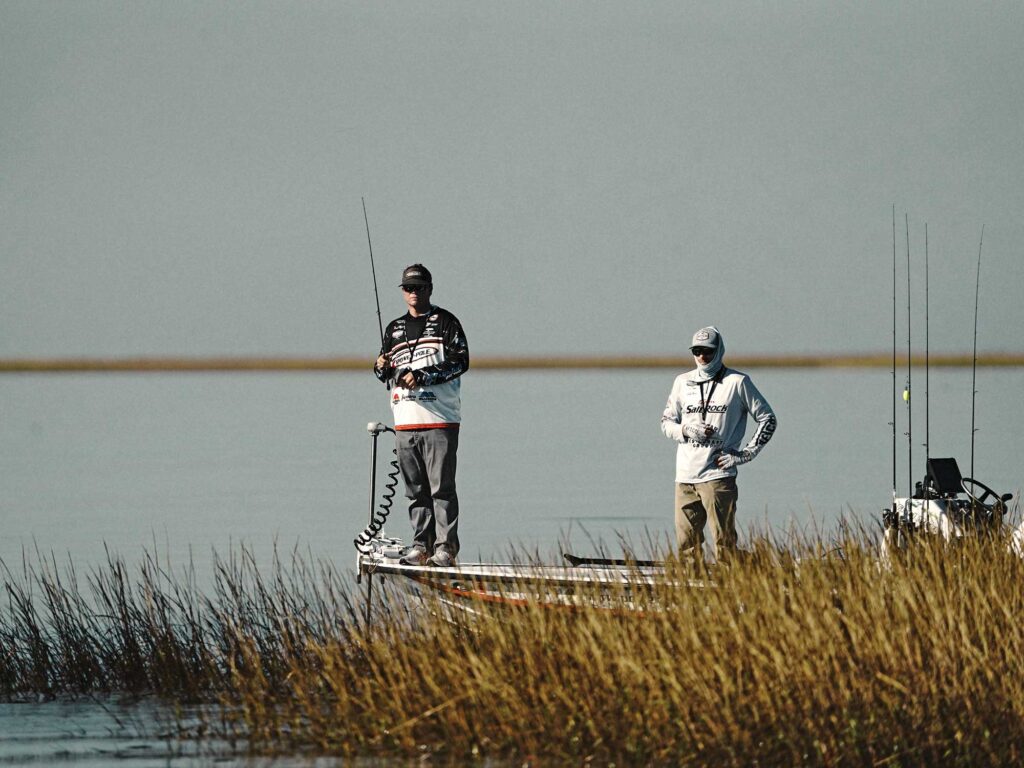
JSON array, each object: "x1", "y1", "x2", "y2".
[{"x1": 400, "y1": 264, "x2": 432, "y2": 287}]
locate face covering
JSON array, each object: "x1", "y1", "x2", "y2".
[{"x1": 687, "y1": 326, "x2": 725, "y2": 383}]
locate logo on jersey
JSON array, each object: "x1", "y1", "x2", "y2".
[
  {"x1": 412, "y1": 346, "x2": 441, "y2": 364},
  {"x1": 686, "y1": 404, "x2": 728, "y2": 414}
]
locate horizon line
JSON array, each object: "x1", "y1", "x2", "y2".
[{"x1": 2, "y1": 352, "x2": 1024, "y2": 373}]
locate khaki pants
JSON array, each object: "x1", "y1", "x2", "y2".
[{"x1": 674, "y1": 477, "x2": 738, "y2": 560}]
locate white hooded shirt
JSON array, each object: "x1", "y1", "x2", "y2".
[{"x1": 661, "y1": 365, "x2": 777, "y2": 484}]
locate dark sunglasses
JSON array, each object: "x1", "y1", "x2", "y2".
[
  {"x1": 691, "y1": 346, "x2": 715, "y2": 356},
  {"x1": 402, "y1": 284, "x2": 430, "y2": 293}
]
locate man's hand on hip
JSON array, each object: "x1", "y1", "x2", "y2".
[{"x1": 716, "y1": 449, "x2": 752, "y2": 469}]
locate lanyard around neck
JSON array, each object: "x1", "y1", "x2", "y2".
[
  {"x1": 698, "y1": 372, "x2": 721, "y2": 421},
  {"x1": 402, "y1": 307, "x2": 434, "y2": 359}
]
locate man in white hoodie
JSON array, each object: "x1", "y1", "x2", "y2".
[{"x1": 660, "y1": 326, "x2": 776, "y2": 560}]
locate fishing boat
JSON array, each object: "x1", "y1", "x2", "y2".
[
  {"x1": 352, "y1": 422, "x2": 715, "y2": 617},
  {"x1": 880, "y1": 215, "x2": 1016, "y2": 558},
  {"x1": 881, "y1": 456, "x2": 1011, "y2": 558},
  {"x1": 354, "y1": 533, "x2": 702, "y2": 618}
]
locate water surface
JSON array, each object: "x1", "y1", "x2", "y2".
[
  {"x1": 3, "y1": 368, "x2": 1019, "y2": 574},
  {"x1": 1, "y1": 368, "x2": 1022, "y2": 763}
]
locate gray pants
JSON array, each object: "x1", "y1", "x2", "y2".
[{"x1": 396, "y1": 428, "x2": 460, "y2": 556}]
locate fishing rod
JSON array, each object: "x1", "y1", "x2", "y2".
[
  {"x1": 970, "y1": 225, "x2": 984, "y2": 479},
  {"x1": 363, "y1": 197, "x2": 394, "y2": 391},
  {"x1": 891, "y1": 206, "x2": 897, "y2": 506},
  {"x1": 924, "y1": 223, "x2": 930, "y2": 498},
  {"x1": 905, "y1": 213, "x2": 912, "y2": 503},
  {"x1": 362, "y1": 197, "x2": 385, "y2": 348}
]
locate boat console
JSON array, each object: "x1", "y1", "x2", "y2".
[{"x1": 882, "y1": 457, "x2": 1012, "y2": 550}]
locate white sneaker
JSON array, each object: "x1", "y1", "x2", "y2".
[
  {"x1": 426, "y1": 547, "x2": 456, "y2": 567},
  {"x1": 399, "y1": 546, "x2": 428, "y2": 565}
]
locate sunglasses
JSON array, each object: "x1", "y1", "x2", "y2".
[
  {"x1": 691, "y1": 346, "x2": 716, "y2": 357},
  {"x1": 402, "y1": 284, "x2": 430, "y2": 293}
]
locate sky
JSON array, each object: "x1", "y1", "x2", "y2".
[{"x1": 3, "y1": 1, "x2": 1023, "y2": 360}]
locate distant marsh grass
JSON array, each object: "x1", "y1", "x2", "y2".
[{"x1": 3, "y1": 532, "x2": 1024, "y2": 765}]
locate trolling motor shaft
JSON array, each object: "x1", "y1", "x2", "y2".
[
  {"x1": 366, "y1": 421, "x2": 391, "y2": 528},
  {"x1": 355, "y1": 421, "x2": 400, "y2": 579}
]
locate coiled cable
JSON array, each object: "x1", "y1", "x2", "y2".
[{"x1": 354, "y1": 447, "x2": 400, "y2": 553}]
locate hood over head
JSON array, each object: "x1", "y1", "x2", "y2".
[{"x1": 687, "y1": 326, "x2": 725, "y2": 383}]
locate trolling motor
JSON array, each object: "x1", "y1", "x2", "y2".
[
  {"x1": 354, "y1": 421, "x2": 405, "y2": 588},
  {"x1": 353, "y1": 422, "x2": 408, "y2": 622},
  {"x1": 354, "y1": 422, "x2": 402, "y2": 558}
]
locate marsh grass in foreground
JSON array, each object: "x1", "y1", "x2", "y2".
[{"x1": 3, "y1": 533, "x2": 1024, "y2": 765}]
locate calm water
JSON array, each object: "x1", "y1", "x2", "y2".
[
  {"x1": 2, "y1": 368, "x2": 1021, "y2": 574},
  {"x1": 0, "y1": 698, "x2": 207, "y2": 767},
  {"x1": 1, "y1": 368, "x2": 1022, "y2": 763},
  {"x1": 0, "y1": 698, "x2": 380, "y2": 766}
]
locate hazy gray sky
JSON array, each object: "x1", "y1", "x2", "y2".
[{"x1": 3, "y1": 1, "x2": 1022, "y2": 358}]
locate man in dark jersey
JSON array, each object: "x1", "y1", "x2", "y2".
[{"x1": 373, "y1": 264, "x2": 469, "y2": 567}]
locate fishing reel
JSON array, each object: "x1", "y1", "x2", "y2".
[{"x1": 378, "y1": 362, "x2": 413, "y2": 391}]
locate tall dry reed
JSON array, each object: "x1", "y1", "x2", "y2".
[
  {"x1": 3, "y1": 532, "x2": 1024, "y2": 765},
  {"x1": 0, "y1": 544, "x2": 365, "y2": 699}
]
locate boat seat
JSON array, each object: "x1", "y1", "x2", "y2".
[{"x1": 926, "y1": 457, "x2": 963, "y2": 496}]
